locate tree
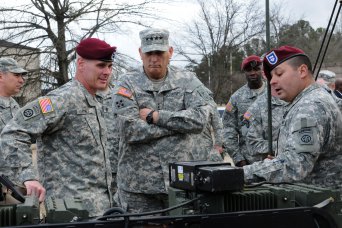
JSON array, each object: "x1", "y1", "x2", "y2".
[
  {"x1": 0, "y1": 0, "x2": 164, "y2": 91},
  {"x1": 174, "y1": 0, "x2": 264, "y2": 104}
]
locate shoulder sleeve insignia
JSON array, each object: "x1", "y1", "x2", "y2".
[
  {"x1": 226, "y1": 102, "x2": 233, "y2": 112},
  {"x1": 21, "y1": 104, "x2": 40, "y2": 121},
  {"x1": 39, "y1": 98, "x2": 54, "y2": 114},
  {"x1": 117, "y1": 87, "x2": 132, "y2": 99},
  {"x1": 298, "y1": 128, "x2": 314, "y2": 145},
  {"x1": 243, "y1": 111, "x2": 252, "y2": 120}
]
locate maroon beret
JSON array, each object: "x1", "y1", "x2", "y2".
[
  {"x1": 263, "y1": 45, "x2": 307, "y2": 80},
  {"x1": 76, "y1": 38, "x2": 116, "y2": 62},
  {"x1": 241, "y1": 55, "x2": 262, "y2": 71}
]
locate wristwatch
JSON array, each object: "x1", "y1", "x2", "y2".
[{"x1": 146, "y1": 110, "x2": 155, "y2": 124}]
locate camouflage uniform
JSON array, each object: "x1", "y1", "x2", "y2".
[
  {"x1": 113, "y1": 66, "x2": 209, "y2": 212},
  {"x1": 320, "y1": 83, "x2": 342, "y2": 113},
  {"x1": 96, "y1": 84, "x2": 119, "y2": 195},
  {"x1": 244, "y1": 84, "x2": 342, "y2": 193},
  {"x1": 191, "y1": 87, "x2": 223, "y2": 162},
  {"x1": 244, "y1": 93, "x2": 287, "y2": 163},
  {"x1": 222, "y1": 83, "x2": 266, "y2": 164},
  {"x1": 0, "y1": 96, "x2": 20, "y2": 133},
  {"x1": 0, "y1": 79, "x2": 112, "y2": 216}
]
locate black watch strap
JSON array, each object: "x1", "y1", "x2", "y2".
[{"x1": 146, "y1": 110, "x2": 155, "y2": 124}]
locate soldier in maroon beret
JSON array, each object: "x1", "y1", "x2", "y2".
[
  {"x1": 222, "y1": 55, "x2": 266, "y2": 167},
  {"x1": 0, "y1": 37, "x2": 117, "y2": 216},
  {"x1": 243, "y1": 46, "x2": 342, "y2": 196},
  {"x1": 75, "y1": 37, "x2": 116, "y2": 95}
]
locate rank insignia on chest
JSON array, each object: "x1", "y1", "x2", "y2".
[
  {"x1": 243, "y1": 111, "x2": 252, "y2": 120},
  {"x1": 39, "y1": 98, "x2": 54, "y2": 114},
  {"x1": 117, "y1": 87, "x2": 132, "y2": 99},
  {"x1": 226, "y1": 102, "x2": 233, "y2": 112}
]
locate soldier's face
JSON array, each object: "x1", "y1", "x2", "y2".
[
  {"x1": 270, "y1": 61, "x2": 303, "y2": 102},
  {"x1": 77, "y1": 57, "x2": 112, "y2": 95},
  {"x1": 244, "y1": 65, "x2": 263, "y2": 88},
  {"x1": 139, "y1": 47, "x2": 173, "y2": 80},
  {"x1": 0, "y1": 71, "x2": 25, "y2": 96}
]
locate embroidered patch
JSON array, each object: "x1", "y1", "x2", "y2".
[
  {"x1": 243, "y1": 111, "x2": 252, "y2": 120},
  {"x1": 21, "y1": 105, "x2": 40, "y2": 121},
  {"x1": 24, "y1": 109, "x2": 34, "y2": 118},
  {"x1": 226, "y1": 102, "x2": 233, "y2": 112},
  {"x1": 266, "y1": 51, "x2": 278, "y2": 65},
  {"x1": 298, "y1": 128, "x2": 314, "y2": 145},
  {"x1": 117, "y1": 87, "x2": 132, "y2": 99},
  {"x1": 115, "y1": 100, "x2": 125, "y2": 109},
  {"x1": 39, "y1": 98, "x2": 54, "y2": 114}
]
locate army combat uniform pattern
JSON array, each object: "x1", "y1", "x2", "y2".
[
  {"x1": 222, "y1": 83, "x2": 266, "y2": 164},
  {"x1": 244, "y1": 93, "x2": 287, "y2": 163},
  {"x1": 191, "y1": 86, "x2": 223, "y2": 162},
  {"x1": 244, "y1": 84, "x2": 342, "y2": 193},
  {"x1": 0, "y1": 96, "x2": 20, "y2": 133},
  {"x1": 113, "y1": 66, "x2": 210, "y2": 197},
  {"x1": 96, "y1": 84, "x2": 119, "y2": 195},
  {"x1": 0, "y1": 80, "x2": 112, "y2": 217}
]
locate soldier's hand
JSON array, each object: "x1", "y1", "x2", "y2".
[
  {"x1": 214, "y1": 145, "x2": 223, "y2": 154},
  {"x1": 235, "y1": 160, "x2": 247, "y2": 167},
  {"x1": 266, "y1": 154, "x2": 275, "y2": 160},
  {"x1": 139, "y1": 108, "x2": 152, "y2": 121},
  {"x1": 139, "y1": 108, "x2": 159, "y2": 123},
  {"x1": 24, "y1": 180, "x2": 46, "y2": 202}
]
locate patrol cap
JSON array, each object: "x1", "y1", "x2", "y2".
[
  {"x1": 263, "y1": 45, "x2": 307, "y2": 80},
  {"x1": 241, "y1": 55, "x2": 262, "y2": 71},
  {"x1": 0, "y1": 57, "x2": 28, "y2": 75},
  {"x1": 139, "y1": 28, "x2": 169, "y2": 53},
  {"x1": 318, "y1": 70, "x2": 336, "y2": 83},
  {"x1": 76, "y1": 38, "x2": 116, "y2": 62}
]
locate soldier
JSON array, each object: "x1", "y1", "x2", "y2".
[
  {"x1": 222, "y1": 55, "x2": 266, "y2": 167},
  {"x1": 112, "y1": 28, "x2": 210, "y2": 213},
  {"x1": 0, "y1": 57, "x2": 27, "y2": 133},
  {"x1": 244, "y1": 46, "x2": 342, "y2": 192},
  {"x1": 244, "y1": 92, "x2": 287, "y2": 163},
  {"x1": 316, "y1": 70, "x2": 342, "y2": 113},
  {"x1": 335, "y1": 77, "x2": 342, "y2": 98},
  {"x1": 0, "y1": 38, "x2": 116, "y2": 216}
]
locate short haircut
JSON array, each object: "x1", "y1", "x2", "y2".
[{"x1": 287, "y1": 55, "x2": 313, "y2": 74}]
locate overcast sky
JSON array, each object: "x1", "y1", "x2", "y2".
[{"x1": 110, "y1": 0, "x2": 339, "y2": 65}]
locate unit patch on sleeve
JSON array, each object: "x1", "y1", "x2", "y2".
[
  {"x1": 298, "y1": 128, "x2": 314, "y2": 145},
  {"x1": 21, "y1": 104, "x2": 40, "y2": 121},
  {"x1": 117, "y1": 87, "x2": 133, "y2": 99},
  {"x1": 39, "y1": 98, "x2": 54, "y2": 114}
]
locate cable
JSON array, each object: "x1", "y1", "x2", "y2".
[
  {"x1": 95, "y1": 196, "x2": 202, "y2": 221},
  {"x1": 313, "y1": 0, "x2": 338, "y2": 76},
  {"x1": 244, "y1": 181, "x2": 294, "y2": 188},
  {"x1": 316, "y1": 1, "x2": 342, "y2": 80}
]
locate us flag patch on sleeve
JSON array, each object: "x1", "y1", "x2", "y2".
[
  {"x1": 39, "y1": 98, "x2": 54, "y2": 114},
  {"x1": 226, "y1": 102, "x2": 233, "y2": 112},
  {"x1": 243, "y1": 111, "x2": 252, "y2": 120},
  {"x1": 117, "y1": 87, "x2": 132, "y2": 99}
]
